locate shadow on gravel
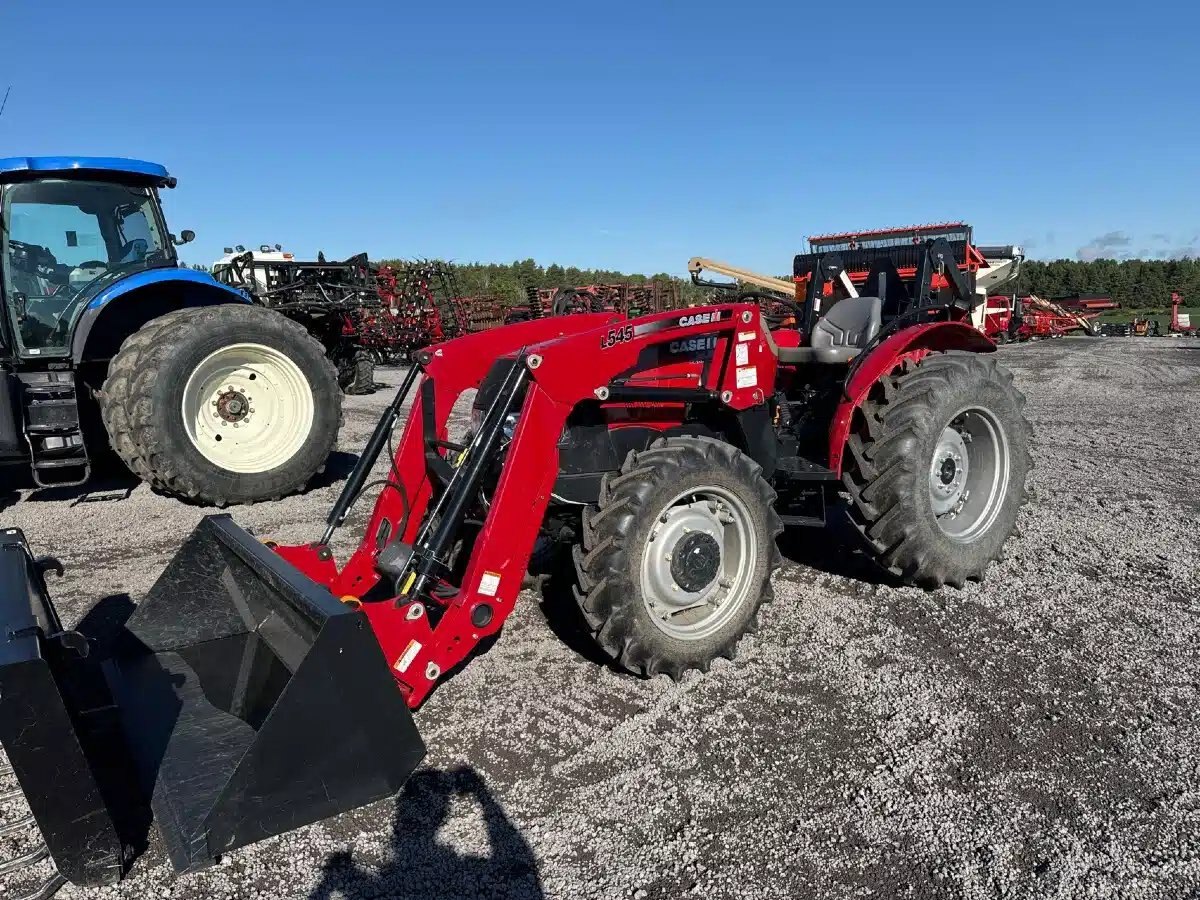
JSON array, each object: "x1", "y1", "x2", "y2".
[
  {"x1": 777, "y1": 506, "x2": 904, "y2": 589},
  {"x1": 19, "y1": 470, "x2": 139, "y2": 505},
  {"x1": 306, "y1": 450, "x2": 361, "y2": 491},
  {"x1": 308, "y1": 767, "x2": 544, "y2": 900},
  {"x1": 533, "y1": 544, "x2": 619, "y2": 672}
]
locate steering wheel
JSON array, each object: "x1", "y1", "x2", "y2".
[{"x1": 119, "y1": 238, "x2": 149, "y2": 262}]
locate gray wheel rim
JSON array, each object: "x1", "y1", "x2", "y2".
[
  {"x1": 928, "y1": 406, "x2": 1011, "y2": 542},
  {"x1": 639, "y1": 486, "x2": 757, "y2": 641}
]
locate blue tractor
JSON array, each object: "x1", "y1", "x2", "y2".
[{"x1": 0, "y1": 157, "x2": 341, "y2": 504}]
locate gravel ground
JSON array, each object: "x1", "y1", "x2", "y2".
[{"x1": 2, "y1": 336, "x2": 1199, "y2": 900}]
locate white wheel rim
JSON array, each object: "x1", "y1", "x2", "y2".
[{"x1": 181, "y1": 342, "x2": 315, "y2": 473}]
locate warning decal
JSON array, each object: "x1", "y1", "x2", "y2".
[{"x1": 735, "y1": 366, "x2": 758, "y2": 389}]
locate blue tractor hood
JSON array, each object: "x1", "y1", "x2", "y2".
[{"x1": 0, "y1": 156, "x2": 176, "y2": 188}]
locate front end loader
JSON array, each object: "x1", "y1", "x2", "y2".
[{"x1": 0, "y1": 236, "x2": 1032, "y2": 894}]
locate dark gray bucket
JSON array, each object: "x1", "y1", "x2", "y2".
[{"x1": 0, "y1": 515, "x2": 426, "y2": 884}]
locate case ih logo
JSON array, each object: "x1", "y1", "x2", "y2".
[
  {"x1": 668, "y1": 336, "x2": 718, "y2": 354},
  {"x1": 678, "y1": 312, "x2": 720, "y2": 327}
]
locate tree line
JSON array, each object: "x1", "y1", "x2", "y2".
[
  {"x1": 377, "y1": 256, "x2": 1198, "y2": 311},
  {"x1": 1017, "y1": 258, "x2": 1198, "y2": 309},
  {"x1": 377, "y1": 258, "x2": 710, "y2": 305}
]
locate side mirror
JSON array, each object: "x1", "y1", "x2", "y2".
[{"x1": 176, "y1": 229, "x2": 196, "y2": 245}]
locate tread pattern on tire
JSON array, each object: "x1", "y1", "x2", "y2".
[
  {"x1": 572, "y1": 435, "x2": 784, "y2": 680},
  {"x1": 342, "y1": 350, "x2": 375, "y2": 396},
  {"x1": 840, "y1": 351, "x2": 1033, "y2": 588},
  {"x1": 98, "y1": 305, "x2": 340, "y2": 506}
]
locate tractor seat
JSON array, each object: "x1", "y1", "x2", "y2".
[{"x1": 773, "y1": 296, "x2": 882, "y2": 365}]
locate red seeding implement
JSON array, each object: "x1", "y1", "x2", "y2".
[
  {"x1": 364, "y1": 260, "x2": 469, "y2": 362},
  {"x1": 1015, "y1": 295, "x2": 1101, "y2": 339},
  {"x1": 0, "y1": 233, "x2": 1033, "y2": 895},
  {"x1": 522, "y1": 281, "x2": 684, "y2": 320}
]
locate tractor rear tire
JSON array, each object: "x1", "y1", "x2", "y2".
[
  {"x1": 571, "y1": 436, "x2": 783, "y2": 679},
  {"x1": 841, "y1": 351, "x2": 1032, "y2": 588},
  {"x1": 99, "y1": 304, "x2": 341, "y2": 506},
  {"x1": 338, "y1": 350, "x2": 375, "y2": 396}
]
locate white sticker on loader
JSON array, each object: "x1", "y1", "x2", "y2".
[
  {"x1": 736, "y1": 366, "x2": 758, "y2": 388},
  {"x1": 479, "y1": 571, "x2": 501, "y2": 597},
  {"x1": 738, "y1": 331, "x2": 756, "y2": 342},
  {"x1": 395, "y1": 640, "x2": 422, "y2": 673},
  {"x1": 735, "y1": 343, "x2": 750, "y2": 366}
]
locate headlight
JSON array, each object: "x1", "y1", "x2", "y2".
[
  {"x1": 470, "y1": 408, "x2": 520, "y2": 440},
  {"x1": 502, "y1": 412, "x2": 519, "y2": 439}
]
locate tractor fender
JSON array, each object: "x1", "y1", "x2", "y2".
[
  {"x1": 827, "y1": 321, "x2": 995, "y2": 475},
  {"x1": 71, "y1": 268, "x2": 250, "y2": 363}
]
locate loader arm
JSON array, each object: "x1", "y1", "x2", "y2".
[{"x1": 277, "y1": 303, "x2": 774, "y2": 706}]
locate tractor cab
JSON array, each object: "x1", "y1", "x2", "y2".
[{"x1": 0, "y1": 158, "x2": 185, "y2": 360}]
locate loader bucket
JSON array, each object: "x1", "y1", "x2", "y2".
[
  {"x1": 109, "y1": 515, "x2": 427, "y2": 874},
  {"x1": 0, "y1": 516, "x2": 426, "y2": 887}
]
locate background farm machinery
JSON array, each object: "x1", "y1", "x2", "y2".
[
  {"x1": 692, "y1": 224, "x2": 1026, "y2": 341},
  {"x1": 213, "y1": 247, "x2": 381, "y2": 393},
  {"x1": 365, "y1": 260, "x2": 472, "y2": 363},
  {"x1": 1011, "y1": 295, "x2": 1103, "y2": 340},
  {"x1": 1168, "y1": 292, "x2": 1196, "y2": 336},
  {"x1": 520, "y1": 281, "x2": 684, "y2": 320}
]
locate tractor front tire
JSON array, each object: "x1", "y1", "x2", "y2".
[
  {"x1": 99, "y1": 305, "x2": 341, "y2": 506},
  {"x1": 572, "y1": 436, "x2": 783, "y2": 679},
  {"x1": 841, "y1": 351, "x2": 1033, "y2": 588},
  {"x1": 338, "y1": 350, "x2": 376, "y2": 396}
]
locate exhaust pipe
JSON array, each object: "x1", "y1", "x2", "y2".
[{"x1": 0, "y1": 517, "x2": 427, "y2": 886}]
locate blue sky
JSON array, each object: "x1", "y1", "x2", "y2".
[{"x1": 2, "y1": 1, "x2": 1196, "y2": 275}]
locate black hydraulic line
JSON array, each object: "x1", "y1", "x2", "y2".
[
  {"x1": 320, "y1": 364, "x2": 422, "y2": 545},
  {"x1": 735, "y1": 291, "x2": 805, "y2": 325},
  {"x1": 407, "y1": 360, "x2": 530, "y2": 599}
]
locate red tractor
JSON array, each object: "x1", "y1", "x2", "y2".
[{"x1": 0, "y1": 236, "x2": 1032, "y2": 894}]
